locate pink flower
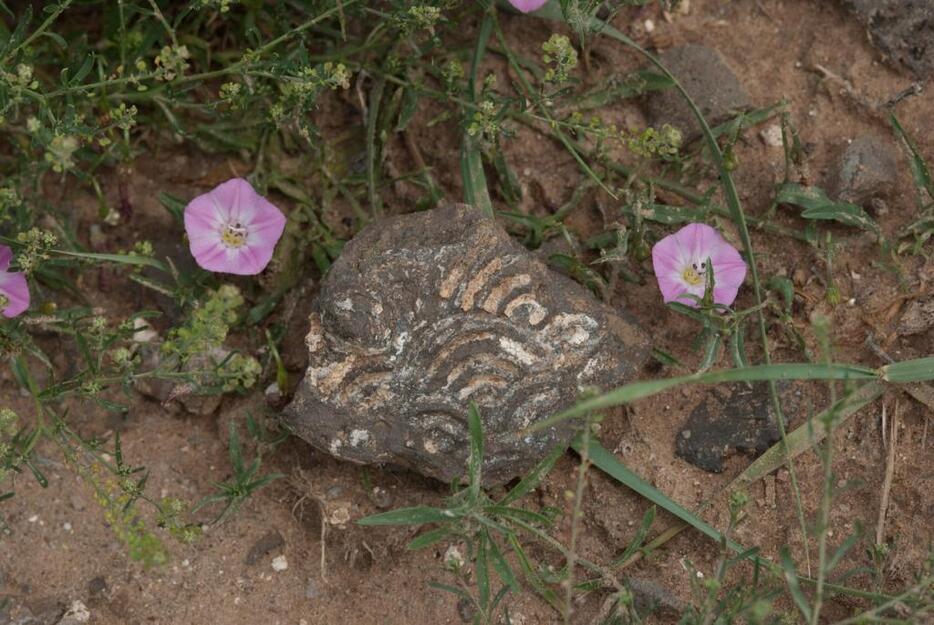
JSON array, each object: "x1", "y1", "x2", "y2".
[
  {"x1": 184, "y1": 178, "x2": 286, "y2": 275},
  {"x1": 651, "y1": 223, "x2": 747, "y2": 308},
  {"x1": 0, "y1": 245, "x2": 29, "y2": 318},
  {"x1": 508, "y1": 0, "x2": 548, "y2": 13}
]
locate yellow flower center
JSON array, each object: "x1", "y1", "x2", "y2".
[
  {"x1": 682, "y1": 266, "x2": 703, "y2": 286},
  {"x1": 221, "y1": 222, "x2": 247, "y2": 248},
  {"x1": 0, "y1": 294, "x2": 8, "y2": 309}
]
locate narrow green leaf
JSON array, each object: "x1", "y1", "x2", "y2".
[
  {"x1": 499, "y1": 443, "x2": 564, "y2": 505},
  {"x1": 407, "y1": 527, "x2": 450, "y2": 550},
  {"x1": 776, "y1": 182, "x2": 880, "y2": 234},
  {"x1": 780, "y1": 547, "x2": 813, "y2": 621},
  {"x1": 577, "y1": 436, "x2": 748, "y2": 556},
  {"x1": 428, "y1": 582, "x2": 472, "y2": 601},
  {"x1": 54, "y1": 249, "x2": 169, "y2": 272},
  {"x1": 611, "y1": 505, "x2": 655, "y2": 567},
  {"x1": 158, "y1": 192, "x2": 186, "y2": 224},
  {"x1": 532, "y1": 363, "x2": 878, "y2": 431},
  {"x1": 890, "y1": 113, "x2": 934, "y2": 199},
  {"x1": 881, "y1": 356, "x2": 934, "y2": 382},
  {"x1": 357, "y1": 505, "x2": 455, "y2": 526},
  {"x1": 507, "y1": 533, "x2": 562, "y2": 613},
  {"x1": 826, "y1": 529, "x2": 862, "y2": 574},
  {"x1": 476, "y1": 530, "x2": 491, "y2": 610},
  {"x1": 726, "y1": 383, "x2": 883, "y2": 493},
  {"x1": 461, "y1": 11, "x2": 495, "y2": 216},
  {"x1": 487, "y1": 535, "x2": 519, "y2": 591}
]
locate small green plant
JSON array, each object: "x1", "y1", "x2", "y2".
[
  {"x1": 360, "y1": 404, "x2": 568, "y2": 622},
  {"x1": 193, "y1": 420, "x2": 285, "y2": 524}
]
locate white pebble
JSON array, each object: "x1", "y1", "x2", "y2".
[
  {"x1": 63, "y1": 522, "x2": 72, "y2": 532},
  {"x1": 272, "y1": 555, "x2": 289, "y2": 572},
  {"x1": 64, "y1": 600, "x2": 90, "y2": 623},
  {"x1": 644, "y1": 19, "x2": 655, "y2": 33},
  {"x1": 27, "y1": 515, "x2": 38, "y2": 523}
]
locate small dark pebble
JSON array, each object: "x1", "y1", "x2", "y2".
[
  {"x1": 87, "y1": 576, "x2": 107, "y2": 599},
  {"x1": 244, "y1": 529, "x2": 285, "y2": 565}
]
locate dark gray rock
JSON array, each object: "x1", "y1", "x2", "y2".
[
  {"x1": 86, "y1": 577, "x2": 107, "y2": 600},
  {"x1": 833, "y1": 136, "x2": 899, "y2": 208},
  {"x1": 898, "y1": 297, "x2": 934, "y2": 336},
  {"x1": 284, "y1": 204, "x2": 651, "y2": 486},
  {"x1": 644, "y1": 45, "x2": 751, "y2": 141},
  {"x1": 843, "y1": 0, "x2": 934, "y2": 78},
  {"x1": 244, "y1": 529, "x2": 285, "y2": 565},
  {"x1": 676, "y1": 383, "x2": 791, "y2": 473}
]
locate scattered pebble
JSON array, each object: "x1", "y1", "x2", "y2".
[
  {"x1": 56, "y1": 600, "x2": 90, "y2": 625},
  {"x1": 369, "y1": 486, "x2": 393, "y2": 509},
  {"x1": 27, "y1": 514, "x2": 38, "y2": 523},
  {"x1": 644, "y1": 19, "x2": 655, "y2": 33},
  {"x1": 245, "y1": 529, "x2": 285, "y2": 565},
  {"x1": 759, "y1": 124, "x2": 783, "y2": 147},
  {"x1": 87, "y1": 576, "x2": 108, "y2": 598},
  {"x1": 271, "y1": 555, "x2": 288, "y2": 572},
  {"x1": 63, "y1": 522, "x2": 72, "y2": 532},
  {"x1": 444, "y1": 545, "x2": 465, "y2": 569}
]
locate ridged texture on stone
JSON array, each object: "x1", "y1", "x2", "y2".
[{"x1": 284, "y1": 205, "x2": 650, "y2": 485}]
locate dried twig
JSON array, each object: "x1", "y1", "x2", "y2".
[{"x1": 875, "y1": 403, "x2": 898, "y2": 546}]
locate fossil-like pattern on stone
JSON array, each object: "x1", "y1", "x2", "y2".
[{"x1": 283, "y1": 204, "x2": 650, "y2": 485}]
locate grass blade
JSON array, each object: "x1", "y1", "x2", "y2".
[
  {"x1": 881, "y1": 356, "x2": 934, "y2": 382},
  {"x1": 461, "y1": 9, "x2": 495, "y2": 216},
  {"x1": 357, "y1": 506, "x2": 455, "y2": 526},
  {"x1": 574, "y1": 435, "x2": 746, "y2": 555},
  {"x1": 530, "y1": 364, "x2": 878, "y2": 432}
]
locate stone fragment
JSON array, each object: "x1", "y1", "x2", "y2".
[
  {"x1": 843, "y1": 0, "x2": 934, "y2": 78},
  {"x1": 54, "y1": 601, "x2": 89, "y2": 625},
  {"x1": 284, "y1": 204, "x2": 650, "y2": 486},
  {"x1": 244, "y1": 529, "x2": 285, "y2": 565},
  {"x1": 897, "y1": 297, "x2": 934, "y2": 336},
  {"x1": 134, "y1": 345, "x2": 224, "y2": 416},
  {"x1": 832, "y1": 136, "x2": 899, "y2": 208},
  {"x1": 676, "y1": 383, "x2": 792, "y2": 473},
  {"x1": 644, "y1": 45, "x2": 750, "y2": 141}
]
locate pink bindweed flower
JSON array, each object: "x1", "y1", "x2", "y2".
[
  {"x1": 508, "y1": 0, "x2": 548, "y2": 13},
  {"x1": 184, "y1": 178, "x2": 286, "y2": 275},
  {"x1": 0, "y1": 245, "x2": 29, "y2": 318},
  {"x1": 651, "y1": 223, "x2": 747, "y2": 308}
]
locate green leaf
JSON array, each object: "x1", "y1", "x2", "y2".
[
  {"x1": 532, "y1": 363, "x2": 878, "y2": 431},
  {"x1": 406, "y1": 527, "x2": 450, "y2": 550},
  {"x1": 826, "y1": 528, "x2": 862, "y2": 573},
  {"x1": 507, "y1": 533, "x2": 562, "y2": 613},
  {"x1": 428, "y1": 582, "x2": 472, "y2": 601},
  {"x1": 461, "y1": 11, "x2": 495, "y2": 217},
  {"x1": 499, "y1": 443, "x2": 564, "y2": 505},
  {"x1": 780, "y1": 547, "x2": 813, "y2": 621},
  {"x1": 775, "y1": 182, "x2": 880, "y2": 234},
  {"x1": 880, "y1": 356, "x2": 934, "y2": 382},
  {"x1": 611, "y1": 505, "x2": 655, "y2": 567},
  {"x1": 357, "y1": 505, "x2": 455, "y2": 526},
  {"x1": 890, "y1": 113, "x2": 934, "y2": 200},
  {"x1": 476, "y1": 530, "x2": 491, "y2": 610},
  {"x1": 487, "y1": 535, "x2": 519, "y2": 591},
  {"x1": 395, "y1": 85, "x2": 420, "y2": 132},
  {"x1": 158, "y1": 192, "x2": 187, "y2": 224},
  {"x1": 577, "y1": 436, "x2": 749, "y2": 557},
  {"x1": 54, "y1": 249, "x2": 169, "y2": 272}
]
